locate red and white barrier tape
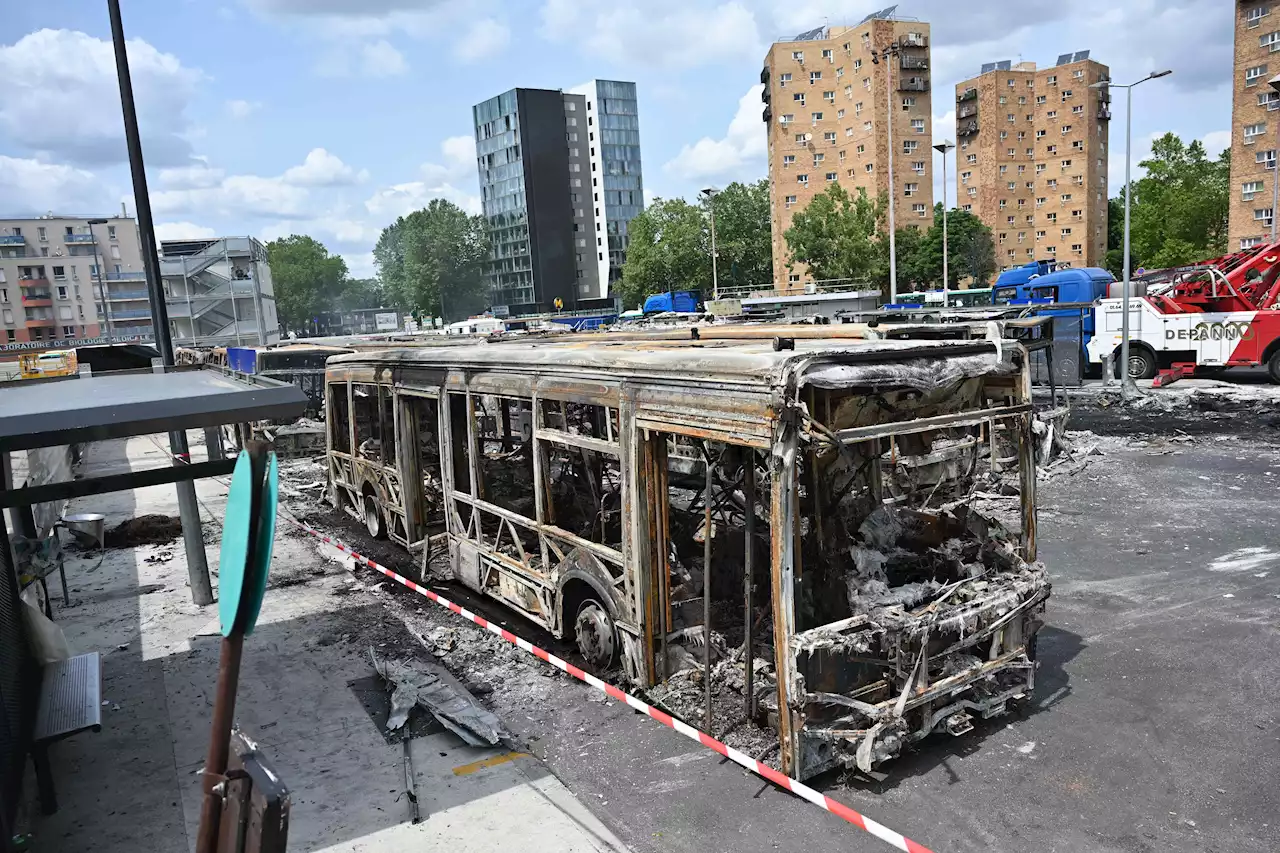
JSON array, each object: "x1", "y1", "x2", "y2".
[{"x1": 285, "y1": 515, "x2": 936, "y2": 853}]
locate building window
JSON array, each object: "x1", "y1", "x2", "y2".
[
  {"x1": 902, "y1": 96, "x2": 915, "y2": 108},
  {"x1": 783, "y1": 154, "x2": 795, "y2": 167},
  {"x1": 903, "y1": 140, "x2": 919, "y2": 153},
  {"x1": 1000, "y1": 131, "x2": 1009, "y2": 140},
  {"x1": 780, "y1": 72, "x2": 792, "y2": 86},
  {"x1": 856, "y1": 143, "x2": 865, "y2": 153},
  {"x1": 792, "y1": 50, "x2": 804, "y2": 61},
  {"x1": 1258, "y1": 149, "x2": 1277, "y2": 170},
  {"x1": 1048, "y1": 178, "x2": 1059, "y2": 189},
  {"x1": 999, "y1": 96, "x2": 1008, "y2": 105},
  {"x1": 845, "y1": 85, "x2": 854, "y2": 98},
  {"x1": 1062, "y1": 124, "x2": 1073, "y2": 134},
  {"x1": 836, "y1": 67, "x2": 844, "y2": 78},
  {"x1": 1256, "y1": 208, "x2": 1275, "y2": 224},
  {"x1": 845, "y1": 127, "x2": 854, "y2": 137},
  {"x1": 911, "y1": 161, "x2": 925, "y2": 174},
  {"x1": 1046, "y1": 75, "x2": 1057, "y2": 86},
  {"x1": 839, "y1": 149, "x2": 846, "y2": 161},
  {"x1": 811, "y1": 111, "x2": 823, "y2": 121},
  {"x1": 1061, "y1": 193, "x2": 1073, "y2": 202},
  {"x1": 824, "y1": 90, "x2": 835, "y2": 103},
  {"x1": 913, "y1": 203, "x2": 927, "y2": 215},
  {"x1": 813, "y1": 153, "x2": 825, "y2": 165},
  {"x1": 1036, "y1": 230, "x2": 1046, "y2": 239},
  {"x1": 780, "y1": 114, "x2": 794, "y2": 125},
  {"x1": 1259, "y1": 91, "x2": 1280, "y2": 109},
  {"x1": 1073, "y1": 140, "x2": 1084, "y2": 150},
  {"x1": 1036, "y1": 94, "x2": 1047, "y2": 104},
  {"x1": 1007, "y1": 113, "x2": 1015, "y2": 122},
  {"x1": 967, "y1": 188, "x2": 977, "y2": 197},
  {"x1": 865, "y1": 163, "x2": 874, "y2": 173},
  {"x1": 1072, "y1": 105, "x2": 1084, "y2": 115},
  {"x1": 1007, "y1": 148, "x2": 1016, "y2": 156},
  {"x1": 1061, "y1": 89, "x2": 1073, "y2": 101},
  {"x1": 855, "y1": 101, "x2": 863, "y2": 115},
  {"x1": 999, "y1": 164, "x2": 1008, "y2": 174},
  {"x1": 1261, "y1": 31, "x2": 1280, "y2": 51},
  {"x1": 794, "y1": 92, "x2": 806, "y2": 105},
  {"x1": 961, "y1": 170, "x2": 971, "y2": 183},
  {"x1": 1248, "y1": 6, "x2": 1271, "y2": 27},
  {"x1": 1018, "y1": 96, "x2": 1027, "y2": 105},
  {"x1": 1061, "y1": 158, "x2": 1073, "y2": 168},
  {"x1": 862, "y1": 77, "x2": 871, "y2": 90},
  {"x1": 785, "y1": 195, "x2": 797, "y2": 208},
  {"x1": 911, "y1": 118, "x2": 925, "y2": 133},
  {"x1": 1243, "y1": 236, "x2": 1265, "y2": 249},
  {"x1": 967, "y1": 153, "x2": 977, "y2": 164},
  {"x1": 1008, "y1": 181, "x2": 1016, "y2": 190},
  {"x1": 837, "y1": 108, "x2": 845, "y2": 118},
  {"x1": 863, "y1": 121, "x2": 872, "y2": 131},
  {"x1": 1047, "y1": 110, "x2": 1057, "y2": 119},
  {"x1": 1048, "y1": 144, "x2": 1058, "y2": 154},
  {"x1": 904, "y1": 183, "x2": 919, "y2": 196},
  {"x1": 798, "y1": 174, "x2": 809, "y2": 187},
  {"x1": 826, "y1": 172, "x2": 837, "y2": 182},
  {"x1": 1245, "y1": 123, "x2": 1267, "y2": 143},
  {"x1": 788, "y1": 273, "x2": 801, "y2": 284},
  {"x1": 824, "y1": 131, "x2": 837, "y2": 143},
  {"x1": 822, "y1": 48, "x2": 833, "y2": 62},
  {"x1": 1248, "y1": 65, "x2": 1269, "y2": 87},
  {"x1": 810, "y1": 71, "x2": 822, "y2": 83}
]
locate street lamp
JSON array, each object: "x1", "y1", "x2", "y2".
[
  {"x1": 870, "y1": 45, "x2": 901, "y2": 303},
  {"x1": 1091, "y1": 69, "x2": 1172, "y2": 400},
  {"x1": 701, "y1": 186, "x2": 720, "y2": 301},
  {"x1": 933, "y1": 140, "x2": 955, "y2": 306},
  {"x1": 87, "y1": 217, "x2": 112, "y2": 337},
  {"x1": 1268, "y1": 73, "x2": 1280, "y2": 243}
]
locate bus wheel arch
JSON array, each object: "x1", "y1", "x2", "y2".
[
  {"x1": 361, "y1": 482, "x2": 387, "y2": 539},
  {"x1": 556, "y1": 556, "x2": 622, "y2": 670},
  {"x1": 1262, "y1": 340, "x2": 1280, "y2": 384}
]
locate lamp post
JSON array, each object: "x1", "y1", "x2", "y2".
[
  {"x1": 871, "y1": 45, "x2": 902, "y2": 303},
  {"x1": 87, "y1": 217, "x2": 112, "y2": 337},
  {"x1": 1091, "y1": 69, "x2": 1172, "y2": 400},
  {"x1": 701, "y1": 186, "x2": 720, "y2": 301},
  {"x1": 1268, "y1": 73, "x2": 1280, "y2": 242},
  {"x1": 933, "y1": 140, "x2": 955, "y2": 306}
]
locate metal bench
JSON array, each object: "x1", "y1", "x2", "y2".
[{"x1": 31, "y1": 652, "x2": 103, "y2": 814}]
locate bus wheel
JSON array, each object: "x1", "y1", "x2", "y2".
[
  {"x1": 363, "y1": 489, "x2": 387, "y2": 539},
  {"x1": 574, "y1": 599, "x2": 617, "y2": 669},
  {"x1": 1268, "y1": 349, "x2": 1280, "y2": 384}
]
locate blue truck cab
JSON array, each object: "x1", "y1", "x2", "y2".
[{"x1": 991, "y1": 266, "x2": 1116, "y2": 377}]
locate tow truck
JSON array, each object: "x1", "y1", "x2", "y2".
[{"x1": 1085, "y1": 242, "x2": 1280, "y2": 383}]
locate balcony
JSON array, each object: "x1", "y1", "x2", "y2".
[
  {"x1": 108, "y1": 308, "x2": 152, "y2": 319},
  {"x1": 25, "y1": 316, "x2": 56, "y2": 327},
  {"x1": 760, "y1": 65, "x2": 770, "y2": 85},
  {"x1": 900, "y1": 56, "x2": 929, "y2": 71},
  {"x1": 0, "y1": 235, "x2": 24, "y2": 246},
  {"x1": 959, "y1": 119, "x2": 980, "y2": 137},
  {"x1": 64, "y1": 234, "x2": 95, "y2": 244},
  {"x1": 22, "y1": 290, "x2": 52, "y2": 304},
  {"x1": 957, "y1": 87, "x2": 977, "y2": 103},
  {"x1": 1098, "y1": 106, "x2": 1112, "y2": 121},
  {"x1": 105, "y1": 270, "x2": 146, "y2": 281},
  {"x1": 958, "y1": 105, "x2": 977, "y2": 119},
  {"x1": 761, "y1": 86, "x2": 771, "y2": 103},
  {"x1": 899, "y1": 34, "x2": 929, "y2": 49},
  {"x1": 108, "y1": 289, "x2": 150, "y2": 301},
  {"x1": 763, "y1": 105, "x2": 773, "y2": 124},
  {"x1": 899, "y1": 77, "x2": 929, "y2": 92}
]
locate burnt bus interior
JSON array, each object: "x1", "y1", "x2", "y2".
[{"x1": 324, "y1": 338, "x2": 1049, "y2": 780}]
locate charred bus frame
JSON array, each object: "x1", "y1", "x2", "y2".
[{"x1": 324, "y1": 336, "x2": 1048, "y2": 779}]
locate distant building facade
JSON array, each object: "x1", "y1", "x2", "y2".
[
  {"x1": 954, "y1": 53, "x2": 1110, "y2": 270},
  {"x1": 159, "y1": 237, "x2": 279, "y2": 347},
  {"x1": 473, "y1": 81, "x2": 643, "y2": 314},
  {"x1": 762, "y1": 14, "x2": 934, "y2": 290},
  {"x1": 1230, "y1": 1, "x2": 1280, "y2": 250},
  {"x1": 0, "y1": 214, "x2": 143, "y2": 346}
]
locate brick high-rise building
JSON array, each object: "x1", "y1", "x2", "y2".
[
  {"x1": 1229, "y1": 1, "x2": 1280, "y2": 251},
  {"x1": 762, "y1": 13, "x2": 934, "y2": 291},
  {"x1": 954, "y1": 54, "x2": 1110, "y2": 272}
]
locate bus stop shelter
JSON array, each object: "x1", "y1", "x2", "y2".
[{"x1": 0, "y1": 366, "x2": 306, "y2": 840}]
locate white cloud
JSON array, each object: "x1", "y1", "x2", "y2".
[
  {"x1": 0, "y1": 29, "x2": 202, "y2": 167},
  {"x1": 225, "y1": 99, "x2": 262, "y2": 120},
  {"x1": 157, "y1": 164, "x2": 226, "y2": 189},
  {"x1": 664, "y1": 85, "x2": 766, "y2": 182},
  {"x1": 282, "y1": 148, "x2": 368, "y2": 186},
  {"x1": 364, "y1": 181, "x2": 481, "y2": 220},
  {"x1": 0, "y1": 155, "x2": 109, "y2": 214},
  {"x1": 152, "y1": 174, "x2": 311, "y2": 218},
  {"x1": 539, "y1": 0, "x2": 762, "y2": 68},
  {"x1": 421, "y1": 134, "x2": 477, "y2": 185},
  {"x1": 454, "y1": 17, "x2": 510, "y2": 62},
  {"x1": 1201, "y1": 129, "x2": 1231, "y2": 160},
  {"x1": 154, "y1": 221, "x2": 218, "y2": 241},
  {"x1": 259, "y1": 215, "x2": 380, "y2": 246},
  {"x1": 343, "y1": 251, "x2": 377, "y2": 278},
  {"x1": 360, "y1": 39, "x2": 408, "y2": 76}
]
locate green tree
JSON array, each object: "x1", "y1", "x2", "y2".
[
  {"x1": 783, "y1": 184, "x2": 888, "y2": 288},
  {"x1": 374, "y1": 199, "x2": 490, "y2": 322},
  {"x1": 1128, "y1": 133, "x2": 1230, "y2": 269},
  {"x1": 266, "y1": 235, "x2": 349, "y2": 332},
  {"x1": 616, "y1": 196, "x2": 710, "y2": 309},
  {"x1": 707, "y1": 180, "x2": 773, "y2": 292},
  {"x1": 339, "y1": 277, "x2": 386, "y2": 311},
  {"x1": 891, "y1": 204, "x2": 998, "y2": 289}
]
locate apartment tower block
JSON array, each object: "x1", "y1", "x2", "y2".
[
  {"x1": 954, "y1": 53, "x2": 1110, "y2": 271},
  {"x1": 763, "y1": 12, "x2": 934, "y2": 290},
  {"x1": 1229, "y1": 1, "x2": 1280, "y2": 251}
]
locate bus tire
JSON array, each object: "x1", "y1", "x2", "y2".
[
  {"x1": 363, "y1": 487, "x2": 387, "y2": 539},
  {"x1": 573, "y1": 598, "x2": 617, "y2": 670},
  {"x1": 1268, "y1": 349, "x2": 1280, "y2": 384}
]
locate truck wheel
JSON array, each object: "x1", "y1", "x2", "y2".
[
  {"x1": 1268, "y1": 350, "x2": 1280, "y2": 384},
  {"x1": 1117, "y1": 346, "x2": 1156, "y2": 381}
]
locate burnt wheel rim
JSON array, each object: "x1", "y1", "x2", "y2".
[
  {"x1": 364, "y1": 498, "x2": 381, "y2": 537},
  {"x1": 574, "y1": 602, "x2": 615, "y2": 668}
]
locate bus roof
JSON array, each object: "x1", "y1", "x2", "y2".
[{"x1": 328, "y1": 335, "x2": 1003, "y2": 386}]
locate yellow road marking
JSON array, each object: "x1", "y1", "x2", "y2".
[{"x1": 451, "y1": 751, "x2": 528, "y2": 776}]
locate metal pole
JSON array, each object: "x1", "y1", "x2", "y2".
[
  {"x1": 109, "y1": 0, "x2": 213, "y2": 606},
  {"x1": 708, "y1": 200, "x2": 719, "y2": 301},
  {"x1": 702, "y1": 449, "x2": 713, "y2": 733},
  {"x1": 88, "y1": 223, "x2": 112, "y2": 336},
  {"x1": 941, "y1": 153, "x2": 950, "y2": 305},
  {"x1": 885, "y1": 47, "x2": 898, "y2": 303},
  {"x1": 196, "y1": 634, "x2": 243, "y2": 853},
  {"x1": 742, "y1": 453, "x2": 756, "y2": 720},
  {"x1": 1272, "y1": 120, "x2": 1279, "y2": 244},
  {"x1": 1120, "y1": 83, "x2": 1134, "y2": 401}
]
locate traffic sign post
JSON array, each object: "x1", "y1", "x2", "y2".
[{"x1": 196, "y1": 442, "x2": 279, "y2": 853}]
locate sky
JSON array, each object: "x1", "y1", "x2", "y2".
[{"x1": 0, "y1": 0, "x2": 1236, "y2": 279}]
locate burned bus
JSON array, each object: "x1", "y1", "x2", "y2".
[{"x1": 323, "y1": 335, "x2": 1049, "y2": 780}]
